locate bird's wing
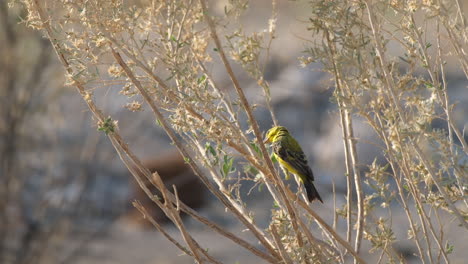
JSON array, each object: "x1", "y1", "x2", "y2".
[{"x1": 274, "y1": 138, "x2": 314, "y2": 181}]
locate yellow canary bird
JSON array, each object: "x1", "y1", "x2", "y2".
[{"x1": 264, "y1": 126, "x2": 323, "y2": 203}]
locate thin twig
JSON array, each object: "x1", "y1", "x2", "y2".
[{"x1": 344, "y1": 109, "x2": 364, "y2": 255}]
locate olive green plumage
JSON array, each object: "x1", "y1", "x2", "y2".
[{"x1": 264, "y1": 126, "x2": 323, "y2": 203}]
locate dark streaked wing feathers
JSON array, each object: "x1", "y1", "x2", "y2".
[{"x1": 273, "y1": 139, "x2": 314, "y2": 181}]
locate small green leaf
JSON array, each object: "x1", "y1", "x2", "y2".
[
  {"x1": 250, "y1": 142, "x2": 261, "y2": 155},
  {"x1": 197, "y1": 75, "x2": 207, "y2": 84},
  {"x1": 253, "y1": 172, "x2": 262, "y2": 181},
  {"x1": 270, "y1": 153, "x2": 278, "y2": 163},
  {"x1": 424, "y1": 82, "x2": 434, "y2": 89},
  {"x1": 205, "y1": 142, "x2": 216, "y2": 156},
  {"x1": 258, "y1": 183, "x2": 264, "y2": 192},
  {"x1": 446, "y1": 243, "x2": 454, "y2": 254},
  {"x1": 221, "y1": 155, "x2": 235, "y2": 178},
  {"x1": 97, "y1": 117, "x2": 115, "y2": 135},
  {"x1": 244, "y1": 164, "x2": 259, "y2": 176}
]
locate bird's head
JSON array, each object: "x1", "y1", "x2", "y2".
[{"x1": 263, "y1": 126, "x2": 289, "y2": 144}]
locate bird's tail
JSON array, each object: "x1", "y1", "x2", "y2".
[{"x1": 304, "y1": 180, "x2": 323, "y2": 203}]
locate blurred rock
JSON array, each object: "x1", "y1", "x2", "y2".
[{"x1": 122, "y1": 149, "x2": 208, "y2": 228}]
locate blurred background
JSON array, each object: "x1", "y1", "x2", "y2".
[{"x1": 0, "y1": 1, "x2": 466, "y2": 263}]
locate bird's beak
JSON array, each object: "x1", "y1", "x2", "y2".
[{"x1": 263, "y1": 136, "x2": 270, "y2": 144}]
